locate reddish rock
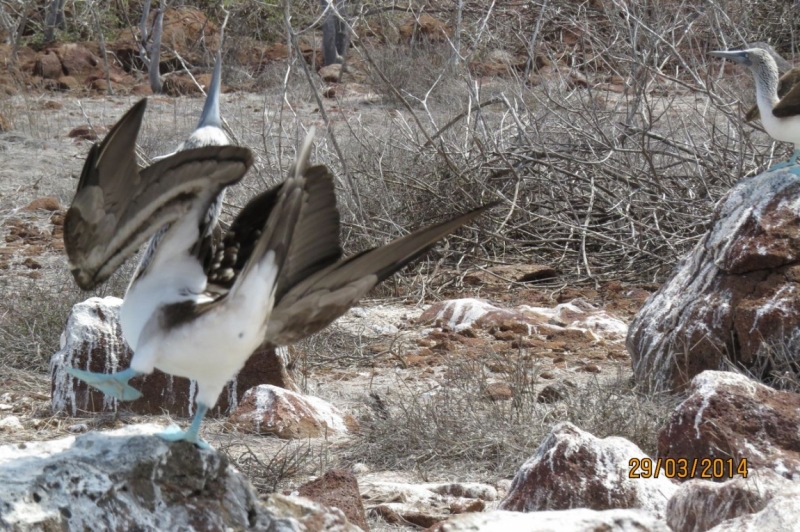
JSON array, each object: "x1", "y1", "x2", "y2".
[
  {"x1": 68, "y1": 126, "x2": 97, "y2": 141},
  {"x1": 499, "y1": 422, "x2": 677, "y2": 518},
  {"x1": 162, "y1": 74, "x2": 201, "y2": 96},
  {"x1": 399, "y1": 13, "x2": 450, "y2": 43},
  {"x1": 50, "y1": 297, "x2": 296, "y2": 417},
  {"x1": 0, "y1": 112, "x2": 11, "y2": 132},
  {"x1": 449, "y1": 499, "x2": 485, "y2": 514},
  {"x1": 229, "y1": 385, "x2": 358, "y2": 438},
  {"x1": 628, "y1": 168, "x2": 800, "y2": 391},
  {"x1": 419, "y1": 298, "x2": 627, "y2": 341},
  {"x1": 322, "y1": 86, "x2": 337, "y2": 98},
  {"x1": 319, "y1": 64, "x2": 342, "y2": 83},
  {"x1": 296, "y1": 469, "x2": 369, "y2": 531},
  {"x1": 23, "y1": 197, "x2": 61, "y2": 212},
  {"x1": 56, "y1": 75, "x2": 79, "y2": 91},
  {"x1": 485, "y1": 382, "x2": 512, "y2": 401},
  {"x1": 536, "y1": 382, "x2": 570, "y2": 403},
  {"x1": 666, "y1": 470, "x2": 792, "y2": 532},
  {"x1": 51, "y1": 43, "x2": 98, "y2": 76},
  {"x1": 131, "y1": 83, "x2": 153, "y2": 95},
  {"x1": 658, "y1": 371, "x2": 800, "y2": 481},
  {"x1": 706, "y1": 485, "x2": 800, "y2": 531},
  {"x1": 34, "y1": 52, "x2": 63, "y2": 79}
]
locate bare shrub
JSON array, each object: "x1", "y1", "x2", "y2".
[{"x1": 347, "y1": 354, "x2": 672, "y2": 478}]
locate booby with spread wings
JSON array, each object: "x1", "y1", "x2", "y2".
[
  {"x1": 64, "y1": 103, "x2": 495, "y2": 448},
  {"x1": 711, "y1": 48, "x2": 800, "y2": 169}
]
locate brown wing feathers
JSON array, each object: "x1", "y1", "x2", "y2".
[{"x1": 64, "y1": 98, "x2": 253, "y2": 290}]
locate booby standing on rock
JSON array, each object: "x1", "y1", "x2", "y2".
[
  {"x1": 711, "y1": 48, "x2": 800, "y2": 168},
  {"x1": 64, "y1": 100, "x2": 496, "y2": 448}
]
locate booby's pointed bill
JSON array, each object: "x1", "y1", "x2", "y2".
[
  {"x1": 197, "y1": 51, "x2": 222, "y2": 130},
  {"x1": 64, "y1": 97, "x2": 254, "y2": 290},
  {"x1": 265, "y1": 201, "x2": 499, "y2": 346},
  {"x1": 709, "y1": 50, "x2": 752, "y2": 66}
]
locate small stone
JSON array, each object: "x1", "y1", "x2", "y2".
[
  {"x1": 23, "y1": 197, "x2": 62, "y2": 212},
  {"x1": 68, "y1": 126, "x2": 97, "y2": 141}
]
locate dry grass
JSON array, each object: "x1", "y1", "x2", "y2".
[{"x1": 347, "y1": 354, "x2": 674, "y2": 480}]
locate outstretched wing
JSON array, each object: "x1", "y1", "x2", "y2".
[
  {"x1": 265, "y1": 202, "x2": 498, "y2": 346},
  {"x1": 64, "y1": 98, "x2": 253, "y2": 290}
]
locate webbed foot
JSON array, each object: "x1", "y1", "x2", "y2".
[
  {"x1": 66, "y1": 367, "x2": 143, "y2": 401},
  {"x1": 156, "y1": 403, "x2": 211, "y2": 449}
]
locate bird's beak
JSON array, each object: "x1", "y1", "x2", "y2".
[{"x1": 709, "y1": 50, "x2": 751, "y2": 66}]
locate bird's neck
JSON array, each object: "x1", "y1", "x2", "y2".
[{"x1": 753, "y1": 65, "x2": 780, "y2": 111}]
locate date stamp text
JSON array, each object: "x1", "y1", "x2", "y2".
[{"x1": 628, "y1": 458, "x2": 748, "y2": 479}]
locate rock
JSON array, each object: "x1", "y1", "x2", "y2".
[
  {"x1": 499, "y1": 422, "x2": 677, "y2": 519},
  {"x1": 229, "y1": 385, "x2": 358, "y2": 438},
  {"x1": 297, "y1": 469, "x2": 369, "y2": 531},
  {"x1": 57, "y1": 75, "x2": 80, "y2": 91},
  {"x1": 666, "y1": 470, "x2": 792, "y2": 532},
  {"x1": 319, "y1": 64, "x2": 342, "y2": 82},
  {"x1": 628, "y1": 167, "x2": 800, "y2": 392},
  {"x1": 706, "y1": 486, "x2": 800, "y2": 531},
  {"x1": 67, "y1": 126, "x2": 97, "y2": 140},
  {"x1": 428, "y1": 508, "x2": 670, "y2": 531},
  {"x1": 363, "y1": 481, "x2": 496, "y2": 528},
  {"x1": 323, "y1": 86, "x2": 338, "y2": 98},
  {"x1": 23, "y1": 197, "x2": 62, "y2": 212},
  {"x1": 131, "y1": 83, "x2": 153, "y2": 95},
  {"x1": 162, "y1": 74, "x2": 201, "y2": 96},
  {"x1": 464, "y1": 264, "x2": 557, "y2": 285},
  {"x1": 399, "y1": 13, "x2": 450, "y2": 43},
  {"x1": 537, "y1": 382, "x2": 570, "y2": 403},
  {"x1": 0, "y1": 112, "x2": 11, "y2": 132},
  {"x1": 419, "y1": 298, "x2": 627, "y2": 341},
  {"x1": 0, "y1": 416, "x2": 22, "y2": 432},
  {"x1": 50, "y1": 297, "x2": 297, "y2": 417},
  {"x1": 51, "y1": 43, "x2": 99, "y2": 76},
  {"x1": 0, "y1": 424, "x2": 361, "y2": 532},
  {"x1": 22, "y1": 257, "x2": 41, "y2": 269},
  {"x1": 485, "y1": 382, "x2": 513, "y2": 401},
  {"x1": 658, "y1": 370, "x2": 800, "y2": 481},
  {"x1": 33, "y1": 52, "x2": 63, "y2": 79}
]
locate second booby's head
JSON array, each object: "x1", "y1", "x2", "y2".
[
  {"x1": 709, "y1": 48, "x2": 777, "y2": 72},
  {"x1": 183, "y1": 51, "x2": 228, "y2": 149}
]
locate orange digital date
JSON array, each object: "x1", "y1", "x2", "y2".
[{"x1": 628, "y1": 457, "x2": 748, "y2": 479}]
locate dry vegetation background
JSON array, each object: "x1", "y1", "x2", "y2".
[{"x1": 0, "y1": 0, "x2": 799, "y2": 504}]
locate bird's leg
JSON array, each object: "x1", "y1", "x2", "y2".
[
  {"x1": 769, "y1": 150, "x2": 800, "y2": 171},
  {"x1": 66, "y1": 367, "x2": 143, "y2": 401},
  {"x1": 158, "y1": 403, "x2": 211, "y2": 450}
]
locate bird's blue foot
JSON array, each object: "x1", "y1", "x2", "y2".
[
  {"x1": 157, "y1": 403, "x2": 211, "y2": 449},
  {"x1": 66, "y1": 367, "x2": 143, "y2": 401},
  {"x1": 769, "y1": 151, "x2": 800, "y2": 172}
]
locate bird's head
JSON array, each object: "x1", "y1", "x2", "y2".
[{"x1": 709, "y1": 48, "x2": 777, "y2": 73}]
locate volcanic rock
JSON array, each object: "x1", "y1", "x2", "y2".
[
  {"x1": 229, "y1": 385, "x2": 357, "y2": 438},
  {"x1": 499, "y1": 422, "x2": 677, "y2": 519},
  {"x1": 297, "y1": 469, "x2": 369, "y2": 531},
  {"x1": 0, "y1": 424, "x2": 361, "y2": 531},
  {"x1": 666, "y1": 469, "x2": 793, "y2": 532},
  {"x1": 658, "y1": 370, "x2": 800, "y2": 481},
  {"x1": 628, "y1": 166, "x2": 800, "y2": 391}
]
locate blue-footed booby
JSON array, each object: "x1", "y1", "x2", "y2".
[
  {"x1": 63, "y1": 104, "x2": 497, "y2": 448},
  {"x1": 710, "y1": 49, "x2": 800, "y2": 168}
]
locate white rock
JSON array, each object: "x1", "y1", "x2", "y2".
[
  {"x1": 0, "y1": 416, "x2": 22, "y2": 431},
  {"x1": 229, "y1": 385, "x2": 356, "y2": 438},
  {"x1": 435, "y1": 508, "x2": 670, "y2": 531},
  {"x1": 0, "y1": 423, "x2": 361, "y2": 531},
  {"x1": 500, "y1": 422, "x2": 677, "y2": 519}
]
